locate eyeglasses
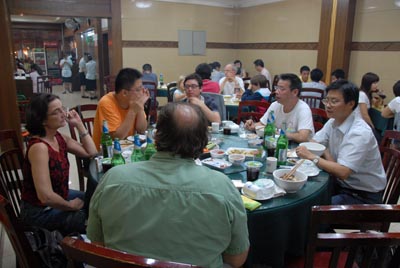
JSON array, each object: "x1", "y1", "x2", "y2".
[
  {"x1": 224, "y1": 69, "x2": 234, "y2": 73},
  {"x1": 48, "y1": 106, "x2": 68, "y2": 116},
  {"x1": 322, "y1": 98, "x2": 342, "y2": 106},
  {"x1": 184, "y1": 84, "x2": 199, "y2": 90},
  {"x1": 130, "y1": 85, "x2": 144, "y2": 92}
]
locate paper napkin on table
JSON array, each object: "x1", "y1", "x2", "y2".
[
  {"x1": 273, "y1": 184, "x2": 286, "y2": 197},
  {"x1": 241, "y1": 195, "x2": 261, "y2": 211}
]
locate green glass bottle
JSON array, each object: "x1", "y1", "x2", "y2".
[
  {"x1": 111, "y1": 138, "x2": 125, "y2": 166},
  {"x1": 131, "y1": 135, "x2": 144, "y2": 162},
  {"x1": 144, "y1": 131, "x2": 157, "y2": 160},
  {"x1": 264, "y1": 111, "x2": 276, "y2": 157},
  {"x1": 101, "y1": 120, "x2": 113, "y2": 158},
  {"x1": 275, "y1": 128, "x2": 288, "y2": 166}
]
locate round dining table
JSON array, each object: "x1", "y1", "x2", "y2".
[{"x1": 87, "y1": 132, "x2": 330, "y2": 268}]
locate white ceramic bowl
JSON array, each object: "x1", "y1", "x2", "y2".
[
  {"x1": 299, "y1": 142, "x2": 326, "y2": 157},
  {"x1": 255, "y1": 126, "x2": 264, "y2": 138},
  {"x1": 248, "y1": 139, "x2": 263, "y2": 148},
  {"x1": 273, "y1": 169, "x2": 308, "y2": 193},
  {"x1": 228, "y1": 154, "x2": 245, "y2": 166},
  {"x1": 210, "y1": 149, "x2": 225, "y2": 159}
]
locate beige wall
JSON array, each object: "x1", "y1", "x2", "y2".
[
  {"x1": 349, "y1": 0, "x2": 400, "y2": 100},
  {"x1": 121, "y1": 0, "x2": 322, "y2": 82}
]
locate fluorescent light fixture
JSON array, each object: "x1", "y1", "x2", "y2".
[
  {"x1": 395, "y1": 0, "x2": 400, "y2": 7},
  {"x1": 136, "y1": 1, "x2": 152, "y2": 8},
  {"x1": 87, "y1": 31, "x2": 95, "y2": 36}
]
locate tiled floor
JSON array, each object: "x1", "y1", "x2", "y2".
[{"x1": 1, "y1": 86, "x2": 400, "y2": 267}]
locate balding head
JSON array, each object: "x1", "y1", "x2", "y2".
[{"x1": 155, "y1": 102, "x2": 208, "y2": 158}]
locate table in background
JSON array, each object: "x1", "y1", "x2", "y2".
[
  {"x1": 88, "y1": 133, "x2": 330, "y2": 268},
  {"x1": 224, "y1": 97, "x2": 239, "y2": 121}
]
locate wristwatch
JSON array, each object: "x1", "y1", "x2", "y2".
[{"x1": 312, "y1": 156, "x2": 320, "y2": 165}]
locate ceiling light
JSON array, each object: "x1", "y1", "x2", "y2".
[
  {"x1": 395, "y1": 0, "x2": 400, "y2": 7},
  {"x1": 135, "y1": 1, "x2": 152, "y2": 8}
]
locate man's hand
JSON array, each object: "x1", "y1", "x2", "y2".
[
  {"x1": 245, "y1": 119, "x2": 255, "y2": 131},
  {"x1": 129, "y1": 88, "x2": 150, "y2": 113},
  {"x1": 68, "y1": 198, "x2": 84, "y2": 211},
  {"x1": 296, "y1": 146, "x2": 315, "y2": 160},
  {"x1": 187, "y1": 96, "x2": 204, "y2": 107}
]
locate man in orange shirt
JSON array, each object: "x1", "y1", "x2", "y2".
[{"x1": 92, "y1": 68, "x2": 149, "y2": 150}]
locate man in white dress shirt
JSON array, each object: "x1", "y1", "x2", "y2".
[{"x1": 297, "y1": 80, "x2": 386, "y2": 205}]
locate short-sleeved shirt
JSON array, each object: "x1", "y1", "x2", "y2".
[
  {"x1": 313, "y1": 112, "x2": 386, "y2": 192},
  {"x1": 259, "y1": 100, "x2": 314, "y2": 136},
  {"x1": 87, "y1": 152, "x2": 249, "y2": 268},
  {"x1": 387, "y1": 97, "x2": 400, "y2": 130},
  {"x1": 85, "y1": 60, "x2": 96, "y2": 80},
  {"x1": 78, "y1": 57, "x2": 86, "y2": 73},
  {"x1": 92, "y1": 92, "x2": 142, "y2": 150},
  {"x1": 21, "y1": 132, "x2": 69, "y2": 206},
  {"x1": 219, "y1": 77, "x2": 244, "y2": 95},
  {"x1": 241, "y1": 88, "x2": 271, "y2": 102},
  {"x1": 202, "y1": 79, "x2": 220, "y2": 94},
  {"x1": 60, "y1": 58, "x2": 72, "y2": 78}
]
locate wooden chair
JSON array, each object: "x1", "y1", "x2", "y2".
[
  {"x1": 380, "y1": 130, "x2": 400, "y2": 152},
  {"x1": 301, "y1": 88, "x2": 325, "y2": 109},
  {"x1": 303, "y1": 204, "x2": 400, "y2": 268},
  {"x1": 0, "y1": 194, "x2": 42, "y2": 268},
  {"x1": 202, "y1": 92, "x2": 226, "y2": 121},
  {"x1": 237, "y1": 100, "x2": 270, "y2": 124},
  {"x1": 166, "y1": 81, "x2": 177, "y2": 102},
  {"x1": 68, "y1": 104, "x2": 97, "y2": 191},
  {"x1": 381, "y1": 147, "x2": 400, "y2": 206},
  {"x1": 61, "y1": 236, "x2": 200, "y2": 268},
  {"x1": 142, "y1": 80, "x2": 158, "y2": 124},
  {"x1": 17, "y1": 99, "x2": 30, "y2": 124},
  {"x1": 37, "y1": 75, "x2": 52, "y2": 93},
  {"x1": 0, "y1": 129, "x2": 24, "y2": 217},
  {"x1": 311, "y1": 108, "x2": 328, "y2": 132},
  {"x1": 104, "y1": 75, "x2": 116, "y2": 93}
]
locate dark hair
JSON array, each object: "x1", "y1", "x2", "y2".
[
  {"x1": 331, "y1": 69, "x2": 345, "y2": 80},
  {"x1": 26, "y1": 93, "x2": 60, "y2": 137},
  {"x1": 300, "y1": 65, "x2": 310, "y2": 73},
  {"x1": 30, "y1": 63, "x2": 43, "y2": 75},
  {"x1": 279, "y1": 73, "x2": 302, "y2": 97},
  {"x1": 234, "y1": 60, "x2": 242, "y2": 75},
  {"x1": 155, "y1": 102, "x2": 208, "y2": 158},
  {"x1": 87, "y1": 54, "x2": 93, "y2": 61},
  {"x1": 250, "y1": 74, "x2": 268, "y2": 88},
  {"x1": 326, "y1": 80, "x2": 359, "y2": 111},
  {"x1": 393, "y1": 80, "x2": 400, "y2": 97},
  {"x1": 142, "y1": 63, "x2": 152, "y2": 72},
  {"x1": 253, "y1": 59, "x2": 264, "y2": 67},
  {"x1": 184, "y1": 73, "x2": 203, "y2": 88},
  {"x1": 212, "y1": 61, "x2": 221, "y2": 69},
  {"x1": 115, "y1": 68, "x2": 142, "y2": 93},
  {"x1": 195, "y1": 63, "x2": 212, "y2": 80},
  {"x1": 360, "y1": 72, "x2": 379, "y2": 100},
  {"x1": 310, "y1": 68, "x2": 323, "y2": 82}
]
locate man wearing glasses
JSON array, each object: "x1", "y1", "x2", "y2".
[
  {"x1": 219, "y1": 63, "x2": 244, "y2": 95},
  {"x1": 184, "y1": 73, "x2": 221, "y2": 123},
  {"x1": 245, "y1": 73, "x2": 314, "y2": 143},
  {"x1": 297, "y1": 80, "x2": 386, "y2": 205},
  {"x1": 92, "y1": 68, "x2": 149, "y2": 150}
]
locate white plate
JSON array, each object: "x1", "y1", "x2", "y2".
[
  {"x1": 297, "y1": 159, "x2": 320, "y2": 177},
  {"x1": 226, "y1": 147, "x2": 266, "y2": 159},
  {"x1": 127, "y1": 135, "x2": 146, "y2": 142},
  {"x1": 201, "y1": 158, "x2": 232, "y2": 170},
  {"x1": 241, "y1": 189, "x2": 274, "y2": 201}
]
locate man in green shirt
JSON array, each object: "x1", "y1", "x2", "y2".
[{"x1": 87, "y1": 102, "x2": 249, "y2": 268}]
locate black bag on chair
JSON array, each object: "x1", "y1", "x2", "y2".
[{"x1": 25, "y1": 227, "x2": 67, "y2": 268}]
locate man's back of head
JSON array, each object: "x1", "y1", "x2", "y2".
[
  {"x1": 195, "y1": 63, "x2": 212, "y2": 80},
  {"x1": 142, "y1": 63, "x2": 152, "y2": 73},
  {"x1": 310, "y1": 68, "x2": 323, "y2": 82},
  {"x1": 115, "y1": 68, "x2": 142, "y2": 93},
  {"x1": 155, "y1": 102, "x2": 208, "y2": 159}
]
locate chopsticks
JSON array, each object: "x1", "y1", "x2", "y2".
[{"x1": 282, "y1": 159, "x2": 305, "y2": 180}]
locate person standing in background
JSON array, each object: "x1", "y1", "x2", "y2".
[
  {"x1": 60, "y1": 54, "x2": 73, "y2": 94},
  {"x1": 85, "y1": 54, "x2": 97, "y2": 100},
  {"x1": 142, "y1": 63, "x2": 158, "y2": 88},
  {"x1": 254, "y1": 59, "x2": 271, "y2": 87},
  {"x1": 29, "y1": 63, "x2": 43, "y2": 94},
  {"x1": 79, "y1": 53, "x2": 88, "y2": 98}
]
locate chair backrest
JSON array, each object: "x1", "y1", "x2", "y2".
[
  {"x1": 104, "y1": 75, "x2": 116, "y2": 93},
  {"x1": 201, "y1": 92, "x2": 226, "y2": 121},
  {"x1": 0, "y1": 194, "x2": 42, "y2": 268},
  {"x1": 305, "y1": 204, "x2": 400, "y2": 268},
  {"x1": 381, "y1": 147, "x2": 400, "y2": 205},
  {"x1": 17, "y1": 99, "x2": 30, "y2": 124},
  {"x1": 37, "y1": 75, "x2": 52, "y2": 93},
  {"x1": 243, "y1": 77, "x2": 251, "y2": 90},
  {"x1": 380, "y1": 130, "x2": 400, "y2": 152},
  {"x1": 68, "y1": 104, "x2": 97, "y2": 191},
  {"x1": 0, "y1": 129, "x2": 24, "y2": 217},
  {"x1": 61, "y1": 236, "x2": 200, "y2": 268},
  {"x1": 167, "y1": 82, "x2": 177, "y2": 102},
  {"x1": 300, "y1": 88, "x2": 325, "y2": 109},
  {"x1": 143, "y1": 80, "x2": 158, "y2": 123},
  {"x1": 311, "y1": 108, "x2": 328, "y2": 132},
  {"x1": 237, "y1": 100, "x2": 271, "y2": 124}
]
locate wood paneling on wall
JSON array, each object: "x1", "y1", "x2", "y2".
[
  {"x1": 0, "y1": 0, "x2": 21, "y2": 138},
  {"x1": 7, "y1": 0, "x2": 111, "y2": 17},
  {"x1": 352, "y1": 42, "x2": 400, "y2": 51}
]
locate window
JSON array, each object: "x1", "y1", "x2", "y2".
[{"x1": 178, "y1": 30, "x2": 206, "y2": 56}]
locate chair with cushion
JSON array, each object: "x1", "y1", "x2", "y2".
[
  {"x1": 380, "y1": 130, "x2": 400, "y2": 152},
  {"x1": 37, "y1": 75, "x2": 52, "y2": 94},
  {"x1": 166, "y1": 81, "x2": 177, "y2": 102},
  {"x1": 0, "y1": 194, "x2": 42, "y2": 268},
  {"x1": 68, "y1": 104, "x2": 97, "y2": 191},
  {"x1": 61, "y1": 236, "x2": 200, "y2": 268},
  {"x1": 0, "y1": 129, "x2": 24, "y2": 217},
  {"x1": 294, "y1": 204, "x2": 400, "y2": 268},
  {"x1": 142, "y1": 80, "x2": 158, "y2": 124},
  {"x1": 243, "y1": 77, "x2": 251, "y2": 90},
  {"x1": 381, "y1": 147, "x2": 400, "y2": 206},
  {"x1": 237, "y1": 100, "x2": 270, "y2": 124},
  {"x1": 311, "y1": 108, "x2": 328, "y2": 132},
  {"x1": 202, "y1": 92, "x2": 226, "y2": 121}
]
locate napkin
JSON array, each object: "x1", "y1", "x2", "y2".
[
  {"x1": 241, "y1": 195, "x2": 261, "y2": 211},
  {"x1": 273, "y1": 184, "x2": 286, "y2": 197}
]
